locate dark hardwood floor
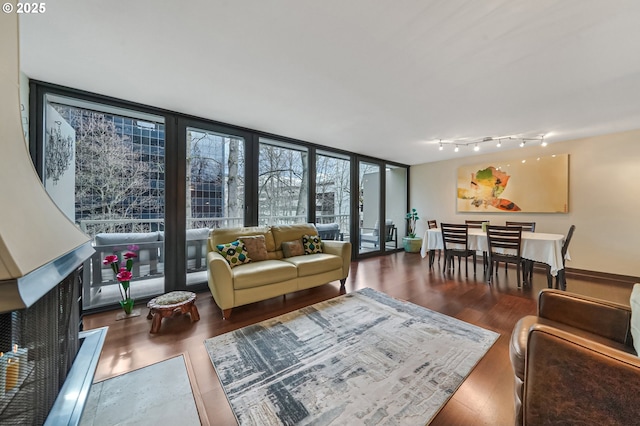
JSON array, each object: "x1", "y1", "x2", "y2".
[{"x1": 82, "y1": 252, "x2": 634, "y2": 426}]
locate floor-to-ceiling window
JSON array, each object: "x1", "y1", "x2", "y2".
[
  {"x1": 184, "y1": 126, "x2": 246, "y2": 286},
  {"x1": 42, "y1": 94, "x2": 166, "y2": 310},
  {"x1": 316, "y1": 150, "x2": 351, "y2": 241},
  {"x1": 258, "y1": 138, "x2": 309, "y2": 226},
  {"x1": 33, "y1": 82, "x2": 409, "y2": 312}
]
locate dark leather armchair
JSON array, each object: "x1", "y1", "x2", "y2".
[{"x1": 509, "y1": 289, "x2": 640, "y2": 425}]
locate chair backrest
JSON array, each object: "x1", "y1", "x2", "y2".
[
  {"x1": 506, "y1": 221, "x2": 536, "y2": 232},
  {"x1": 465, "y1": 220, "x2": 486, "y2": 229},
  {"x1": 316, "y1": 223, "x2": 341, "y2": 240},
  {"x1": 427, "y1": 219, "x2": 438, "y2": 229},
  {"x1": 487, "y1": 225, "x2": 522, "y2": 256},
  {"x1": 384, "y1": 223, "x2": 397, "y2": 242},
  {"x1": 562, "y1": 225, "x2": 576, "y2": 258},
  {"x1": 441, "y1": 223, "x2": 469, "y2": 250}
]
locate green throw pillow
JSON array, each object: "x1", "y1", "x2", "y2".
[
  {"x1": 216, "y1": 240, "x2": 251, "y2": 267},
  {"x1": 302, "y1": 234, "x2": 323, "y2": 254}
]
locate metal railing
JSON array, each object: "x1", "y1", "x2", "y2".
[{"x1": 80, "y1": 214, "x2": 351, "y2": 236}]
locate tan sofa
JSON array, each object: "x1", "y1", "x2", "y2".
[{"x1": 207, "y1": 223, "x2": 351, "y2": 319}]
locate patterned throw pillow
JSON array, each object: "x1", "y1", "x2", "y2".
[
  {"x1": 282, "y1": 239, "x2": 305, "y2": 258},
  {"x1": 302, "y1": 234, "x2": 323, "y2": 254},
  {"x1": 239, "y1": 235, "x2": 268, "y2": 261},
  {"x1": 216, "y1": 240, "x2": 251, "y2": 268}
]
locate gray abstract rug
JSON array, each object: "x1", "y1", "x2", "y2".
[{"x1": 204, "y1": 288, "x2": 499, "y2": 425}]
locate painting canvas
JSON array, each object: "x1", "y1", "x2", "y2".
[{"x1": 457, "y1": 154, "x2": 569, "y2": 213}]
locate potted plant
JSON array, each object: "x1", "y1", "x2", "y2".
[{"x1": 403, "y1": 208, "x2": 423, "y2": 253}]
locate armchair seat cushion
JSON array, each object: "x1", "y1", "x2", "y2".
[
  {"x1": 232, "y1": 260, "x2": 298, "y2": 290},
  {"x1": 282, "y1": 253, "x2": 343, "y2": 277}
]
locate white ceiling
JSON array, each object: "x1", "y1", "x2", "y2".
[{"x1": 18, "y1": 0, "x2": 640, "y2": 165}]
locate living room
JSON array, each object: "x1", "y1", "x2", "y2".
[{"x1": 2, "y1": 2, "x2": 640, "y2": 425}]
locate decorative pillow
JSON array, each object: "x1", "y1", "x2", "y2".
[
  {"x1": 282, "y1": 239, "x2": 304, "y2": 258},
  {"x1": 239, "y1": 235, "x2": 268, "y2": 261},
  {"x1": 630, "y1": 284, "x2": 640, "y2": 354},
  {"x1": 216, "y1": 240, "x2": 251, "y2": 268},
  {"x1": 302, "y1": 234, "x2": 323, "y2": 254}
]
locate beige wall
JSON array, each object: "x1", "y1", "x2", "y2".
[{"x1": 410, "y1": 129, "x2": 640, "y2": 277}]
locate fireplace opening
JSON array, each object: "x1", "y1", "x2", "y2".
[{"x1": 0, "y1": 268, "x2": 95, "y2": 425}]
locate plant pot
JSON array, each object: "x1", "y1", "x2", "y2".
[
  {"x1": 402, "y1": 237, "x2": 423, "y2": 253},
  {"x1": 120, "y1": 298, "x2": 135, "y2": 315}
]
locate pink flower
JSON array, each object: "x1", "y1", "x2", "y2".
[
  {"x1": 103, "y1": 255, "x2": 119, "y2": 265},
  {"x1": 123, "y1": 251, "x2": 138, "y2": 259},
  {"x1": 116, "y1": 270, "x2": 133, "y2": 282},
  {"x1": 127, "y1": 244, "x2": 139, "y2": 252}
]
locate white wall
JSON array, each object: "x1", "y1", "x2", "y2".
[{"x1": 410, "y1": 129, "x2": 640, "y2": 277}]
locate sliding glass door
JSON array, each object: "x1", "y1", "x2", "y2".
[
  {"x1": 358, "y1": 160, "x2": 382, "y2": 255},
  {"x1": 385, "y1": 164, "x2": 407, "y2": 251}
]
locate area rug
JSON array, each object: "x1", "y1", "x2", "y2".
[
  {"x1": 204, "y1": 288, "x2": 499, "y2": 425},
  {"x1": 79, "y1": 355, "x2": 200, "y2": 426}
]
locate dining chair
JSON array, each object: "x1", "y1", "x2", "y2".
[
  {"x1": 504, "y1": 221, "x2": 537, "y2": 279},
  {"x1": 486, "y1": 225, "x2": 524, "y2": 287},
  {"x1": 465, "y1": 220, "x2": 486, "y2": 229},
  {"x1": 555, "y1": 225, "x2": 576, "y2": 290},
  {"x1": 441, "y1": 223, "x2": 476, "y2": 277},
  {"x1": 505, "y1": 221, "x2": 536, "y2": 232},
  {"x1": 465, "y1": 219, "x2": 489, "y2": 270},
  {"x1": 427, "y1": 220, "x2": 440, "y2": 267}
]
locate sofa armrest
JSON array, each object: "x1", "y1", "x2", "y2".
[
  {"x1": 322, "y1": 241, "x2": 352, "y2": 278},
  {"x1": 537, "y1": 289, "x2": 632, "y2": 345},
  {"x1": 524, "y1": 323, "x2": 640, "y2": 425},
  {"x1": 207, "y1": 251, "x2": 234, "y2": 310}
]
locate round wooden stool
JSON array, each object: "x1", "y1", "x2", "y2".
[{"x1": 146, "y1": 291, "x2": 200, "y2": 334}]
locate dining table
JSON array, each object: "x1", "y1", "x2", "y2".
[{"x1": 420, "y1": 227, "x2": 570, "y2": 277}]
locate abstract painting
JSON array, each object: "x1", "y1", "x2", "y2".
[{"x1": 457, "y1": 153, "x2": 569, "y2": 213}]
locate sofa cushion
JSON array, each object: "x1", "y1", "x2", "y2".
[
  {"x1": 272, "y1": 224, "x2": 318, "y2": 251},
  {"x1": 232, "y1": 260, "x2": 298, "y2": 289},
  {"x1": 631, "y1": 284, "x2": 640, "y2": 354},
  {"x1": 216, "y1": 240, "x2": 251, "y2": 268},
  {"x1": 239, "y1": 235, "x2": 268, "y2": 261},
  {"x1": 282, "y1": 239, "x2": 304, "y2": 258},
  {"x1": 282, "y1": 253, "x2": 343, "y2": 277},
  {"x1": 209, "y1": 227, "x2": 276, "y2": 253},
  {"x1": 302, "y1": 234, "x2": 323, "y2": 254}
]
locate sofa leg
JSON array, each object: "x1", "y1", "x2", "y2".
[
  {"x1": 222, "y1": 308, "x2": 232, "y2": 320},
  {"x1": 339, "y1": 278, "x2": 346, "y2": 289}
]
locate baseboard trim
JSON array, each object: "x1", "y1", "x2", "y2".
[{"x1": 564, "y1": 268, "x2": 640, "y2": 285}]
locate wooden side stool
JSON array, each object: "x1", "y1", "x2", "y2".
[{"x1": 146, "y1": 291, "x2": 200, "y2": 334}]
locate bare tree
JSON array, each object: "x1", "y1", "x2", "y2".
[
  {"x1": 227, "y1": 138, "x2": 240, "y2": 219},
  {"x1": 54, "y1": 105, "x2": 161, "y2": 234}
]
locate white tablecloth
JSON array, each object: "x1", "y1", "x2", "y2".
[{"x1": 420, "y1": 228, "x2": 569, "y2": 276}]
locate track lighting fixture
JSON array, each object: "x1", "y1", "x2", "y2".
[{"x1": 435, "y1": 135, "x2": 546, "y2": 152}]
